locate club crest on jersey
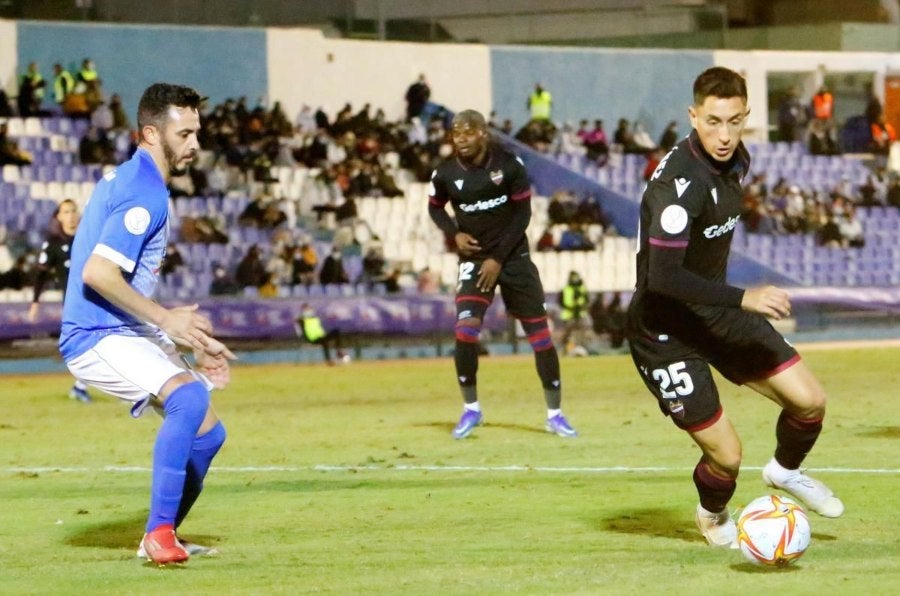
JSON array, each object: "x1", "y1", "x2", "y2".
[
  {"x1": 489, "y1": 170, "x2": 504, "y2": 185},
  {"x1": 666, "y1": 399, "x2": 685, "y2": 419}
]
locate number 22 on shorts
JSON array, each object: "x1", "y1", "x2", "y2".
[{"x1": 456, "y1": 261, "x2": 475, "y2": 292}]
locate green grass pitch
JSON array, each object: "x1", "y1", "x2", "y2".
[{"x1": 2, "y1": 346, "x2": 898, "y2": 594}]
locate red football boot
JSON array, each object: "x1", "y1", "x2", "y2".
[{"x1": 139, "y1": 524, "x2": 190, "y2": 564}]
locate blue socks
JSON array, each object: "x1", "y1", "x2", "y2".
[
  {"x1": 146, "y1": 381, "x2": 210, "y2": 533},
  {"x1": 175, "y1": 421, "x2": 227, "y2": 528}
]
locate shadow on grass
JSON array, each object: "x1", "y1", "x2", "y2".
[
  {"x1": 64, "y1": 512, "x2": 219, "y2": 552},
  {"x1": 811, "y1": 531, "x2": 837, "y2": 542},
  {"x1": 729, "y1": 561, "x2": 804, "y2": 573},
  {"x1": 857, "y1": 425, "x2": 900, "y2": 439},
  {"x1": 601, "y1": 508, "x2": 699, "y2": 544},
  {"x1": 416, "y1": 421, "x2": 547, "y2": 435}
]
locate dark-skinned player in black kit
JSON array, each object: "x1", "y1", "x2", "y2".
[{"x1": 428, "y1": 109, "x2": 577, "y2": 440}]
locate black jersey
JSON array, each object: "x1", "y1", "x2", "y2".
[
  {"x1": 33, "y1": 231, "x2": 74, "y2": 302},
  {"x1": 428, "y1": 144, "x2": 532, "y2": 263},
  {"x1": 629, "y1": 130, "x2": 750, "y2": 338}
]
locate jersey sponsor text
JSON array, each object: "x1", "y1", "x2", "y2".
[
  {"x1": 458, "y1": 195, "x2": 508, "y2": 213},
  {"x1": 703, "y1": 215, "x2": 739, "y2": 239}
]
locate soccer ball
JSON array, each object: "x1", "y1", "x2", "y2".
[{"x1": 737, "y1": 494, "x2": 811, "y2": 567}]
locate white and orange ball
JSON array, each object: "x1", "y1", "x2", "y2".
[{"x1": 737, "y1": 494, "x2": 811, "y2": 567}]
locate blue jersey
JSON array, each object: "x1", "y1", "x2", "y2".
[{"x1": 60, "y1": 148, "x2": 170, "y2": 361}]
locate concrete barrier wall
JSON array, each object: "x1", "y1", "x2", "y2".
[
  {"x1": 266, "y1": 28, "x2": 491, "y2": 121},
  {"x1": 0, "y1": 20, "x2": 18, "y2": 95},
  {"x1": 4, "y1": 18, "x2": 900, "y2": 140},
  {"x1": 13, "y1": 20, "x2": 267, "y2": 120}
]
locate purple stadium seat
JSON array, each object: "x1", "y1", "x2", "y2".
[
  {"x1": 207, "y1": 243, "x2": 226, "y2": 264},
  {"x1": 17, "y1": 166, "x2": 34, "y2": 182},
  {"x1": 72, "y1": 119, "x2": 89, "y2": 136},
  {"x1": 57, "y1": 118, "x2": 73, "y2": 134}
]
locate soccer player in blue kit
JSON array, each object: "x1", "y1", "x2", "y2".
[
  {"x1": 428, "y1": 109, "x2": 576, "y2": 439},
  {"x1": 60, "y1": 83, "x2": 235, "y2": 565},
  {"x1": 626, "y1": 67, "x2": 843, "y2": 548}
]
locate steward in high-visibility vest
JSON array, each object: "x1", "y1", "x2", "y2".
[
  {"x1": 53, "y1": 63, "x2": 75, "y2": 105},
  {"x1": 560, "y1": 271, "x2": 588, "y2": 322},
  {"x1": 870, "y1": 116, "x2": 897, "y2": 155},
  {"x1": 21, "y1": 65, "x2": 45, "y2": 101},
  {"x1": 18, "y1": 62, "x2": 45, "y2": 115},
  {"x1": 528, "y1": 84, "x2": 553, "y2": 121},
  {"x1": 295, "y1": 303, "x2": 349, "y2": 365},
  {"x1": 812, "y1": 87, "x2": 833, "y2": 121},
  {"x1": 77, "y1": 59, "x2": 99, "y2": 84},
  {"x1": 559, "y1": 271, "x2": 588, "y2": 353}
]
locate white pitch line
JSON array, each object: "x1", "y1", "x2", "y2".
[{"x1": 4, "y1": 464, "x2": 899, "y2": 474}]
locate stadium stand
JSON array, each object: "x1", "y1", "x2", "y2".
[{"x1": 3, "y1": 111, "x2": 899, "y2": 301}]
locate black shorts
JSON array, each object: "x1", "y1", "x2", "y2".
[
  {"x1": 628, "y1": 306, "x2": 799, "y2": 430},
  {"x1": 455, "y1": 254, "x2": 547, "y2": 320}
]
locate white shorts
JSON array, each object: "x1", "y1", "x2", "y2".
[{"x1": 66, "y1": 332, "x2": 213, "y2": 405}]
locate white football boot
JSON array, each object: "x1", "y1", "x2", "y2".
[
  {"x1": 695, "y1": 504, "x2": 738, "y2": 549},
  {"x1": 762, "y1": 458, "x2": 844, "y2": 518}
]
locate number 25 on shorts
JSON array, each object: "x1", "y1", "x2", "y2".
[{"x1": 651, "y1": 361, "x2": 695, "y2": 398}]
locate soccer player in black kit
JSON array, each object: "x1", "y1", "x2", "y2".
[
  {"x1": 428, "y1": 109, "x2": 576, "y2": 439},
  {"x1": 626, "y1": 67, "x2": 842, "y2": 548},
  {"x1": 28, "y1": 198, "x2": 92, "y2": 403}
]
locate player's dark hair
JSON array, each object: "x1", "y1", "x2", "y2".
[
  {"x1": 452, "y1": 109, "x2": 487, "y2": 130},
  {"x1": 137, "y1": 83, "x2": 202, "y2": 133},
  {"x1": 693, "y1": 67, "x2": 747, "y2": 105}
]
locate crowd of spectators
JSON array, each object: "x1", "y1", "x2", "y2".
[
  {"x1": 535, "y1": 190, "x2": 613, "y2": 252},
  {"x1": 5, "y1": 62, "x2": 898, "y2": 302},
  {"x1": 775, "y1": 82, "x2": 899, "y2": 159},
  {"x1": 134, "y1": 83, "x2": 460, "y2": 298},
  {"x1": 738, "y1": 169, "x2": 900, "y2": 248}
]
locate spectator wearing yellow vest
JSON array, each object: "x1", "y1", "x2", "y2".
[
  {"x1": 77, "y1": 58, "x2": 103, "y2": 111},
  {"x1": 559, "y1": 271, "x2": 588, "y2": 355},
  {"x1": 77, "y1": 58, "x2": 99, "y2": 85},
  {"x1": 528, "y1": 83, "x2": 552, "y2": 122},
  {"x1": 18, "y1": 62, "x2": 46, "y2": 116},
  {"x1": 295, "y1": 303, "x2": 349, "y2": 365},
  {"x1": 52, "y1": 63, "x2": 75, "y2": 109}
]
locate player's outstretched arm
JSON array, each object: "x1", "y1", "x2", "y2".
[
  {"x1": 82, "y1": 253, "x2": 214, "y2": 352},
  {"x1": 740, "y1": 285, "x2": 791, "y2": 320},
  {"x1": 194, "y1": 336, "x2": 236, "y2": 389}
]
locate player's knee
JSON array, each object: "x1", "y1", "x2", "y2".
[
  {"x1": 454, "y1": 317, "x2": 482, "y2": 344},
  {"x1": 522, "y1": 318, "x2": 553, "y2": 352},
  {"x1": 202, "y1": 420, "x2": 227, "y2": 450},
  {"x1": 163, "y1": 380, "x2": 210, "y2": 426},
  {"x1": 785, "y1": 382, "x2": 827, "y2": 419},
  {"x1": 707, "y1": 451, "x2": 742, "y2": 479}
]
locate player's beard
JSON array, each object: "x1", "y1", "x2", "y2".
[{"x1": 163, "y1": 137, "x2": 192, "y2": 177}]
